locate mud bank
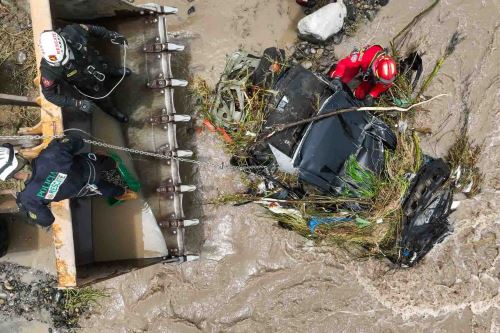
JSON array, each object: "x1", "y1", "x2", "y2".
[{"x1": 37, "y1": 0, "x2": 500, "y2": 332}]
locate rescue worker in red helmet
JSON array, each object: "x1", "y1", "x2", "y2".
[{"x1": 328, "y1": 44, "x2": 397, "y2": 106}]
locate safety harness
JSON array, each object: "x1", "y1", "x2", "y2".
[
  {"x1": 353, "y1": 46, "x2": 386, "y2": 83},
  {"x1": 75, "y1": 153, "x2": 102, "y2": 197},
  {"x1": 59, "y1": 26, "x2": 108, "y2": 85}
]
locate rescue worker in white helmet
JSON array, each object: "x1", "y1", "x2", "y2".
[
  {"x1": 39, "y1": 24, "x2": 131, "y2": 123},
  {"x1": 0, "y1": 136, "x2": 138, "y2": 227}
]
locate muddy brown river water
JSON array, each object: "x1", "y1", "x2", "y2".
[
  {"x1": 3, "y1": 0, "x2": 500, "y2": 332},
  {"x1": 75, "y1": 1, "x2": 500, "y2": 332}
]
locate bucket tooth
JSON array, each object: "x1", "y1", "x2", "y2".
[
  {"x1": 158, "y1": 219, "x2": 200, "y2": 228},
  {"x1": 179, "y1": 185, "x2": 196, "y2": 193},
  {"x1": 147, "y1": 79, "x2": 188, "y2": 89},
  {"x1": 140, "y1": 5, "x2": 178, "y2": 15},
  {"x1": 174, "y1": 150, "x2": 193, "y2": 158},
  {"x1": 173, "y1": 115, "x2": 191, "y2": 122},
  {"x1": 150, "y1": 114, "x2": 192, "y2": 125},
  {"x1": 157, "y1": 181, "x2": 197, "y2": 197},
  {"x1": 170, "y1": 79, "x2": 188, "y2": 87},
  {"x1": 183, "y1": 255, "x2": 200, "y2": 262},
  {"x1": 167, "y1": 43, "x2": 185, "y2": 51},
  {"x1": 183, "y1": 219, "x2": 200, "y2": 227},
  {"x1": 160, "y1": 6, "x2": 178, "y2": 14},
  {"x1": 143, "y1": 42, "x2": 185, "y2": 53}
]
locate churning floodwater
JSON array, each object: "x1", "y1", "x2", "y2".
[{"x1": 76, "y1": 0, "x2": 500, "y2": 331}]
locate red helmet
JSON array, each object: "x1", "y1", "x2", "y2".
[{"x1": 372, "y1": 55, "x2": 397, "y2": 84}]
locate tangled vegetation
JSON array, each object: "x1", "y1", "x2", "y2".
[
  {"x1": 0, "y1": 2, "x2": 39, "y2": 191},
  {"x1": 0, "y1": 2, "x2": 37, "y2": 95},
  {"x1": 61, "y1": 287, "x2": 109, "y2": 327},
  {"x1": 192, "y1": 58, "x2": 426, "y2": 260},
  {"x1": 192, "y1": 0, "x2": 482, "y2": 261}
]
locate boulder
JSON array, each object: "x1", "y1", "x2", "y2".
[{"x1": 297, "y1": 1, "x2": 347, "y2": 42}]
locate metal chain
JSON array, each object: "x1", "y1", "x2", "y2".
[{"x1": 0, "y1": 133, "x2": 266, "y2": 172}]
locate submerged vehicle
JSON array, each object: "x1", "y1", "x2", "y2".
[
  {"x1": 249, "y1": 60, "x2": 453, "y2": 266},
  {"x1": 0, "y1": 0, "x2": 198, "y2": 288},
  {"x1": 253, "y1": 64, "x2": 397, "y2": 195}
]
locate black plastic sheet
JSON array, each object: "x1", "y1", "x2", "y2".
[
  {"x1": 399, "y1": 158, "x2": 453, "y2": 266},
  {"x1": 294, "y1": 89, "x2": 396, "y2": 194}
]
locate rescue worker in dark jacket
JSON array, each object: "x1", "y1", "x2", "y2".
[
  {"x1": 39, "y1": 24, "x2": 131, "y2": 123},
  {"x1": 0, "y1": 136, "x2": 138, "y2": 227}
]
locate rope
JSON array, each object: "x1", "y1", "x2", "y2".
[{"x1": 265, "y1": 94, "x2": 449, "y2": 139}]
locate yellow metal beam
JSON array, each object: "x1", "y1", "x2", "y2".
[{"x1": 27, "y1": 0, "x2": 77, "y2": 288}]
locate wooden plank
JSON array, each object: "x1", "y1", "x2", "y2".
[{"x1": 0, "y1": 93, "x2": 39, "y2": 107}]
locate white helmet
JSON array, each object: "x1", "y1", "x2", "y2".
[
  {"x1": 40, "y1": 30, "x2": 69, "y2": 66},
  {"x1": 0, "y1": 145, "x2": 19, "y2": 181}
]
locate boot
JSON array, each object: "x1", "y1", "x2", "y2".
[
  {"x1": 106, "y1": 108, "x2": 129, "y2": 123},
  {"x1": 115, "y1": 189, "x2": 138, "y2": 201},
  {"x1": 109, "y1": 67, "x2": 132, "y2": 78}
]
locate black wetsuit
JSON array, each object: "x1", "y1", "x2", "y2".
[
  {"x1": 16, "y1": 136, "x2": 125, "y2": 227},
  {"x1": 40, "y1": 24, "x2": 124, "y2": 118}
]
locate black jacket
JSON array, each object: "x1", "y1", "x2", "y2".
[
  {"x1": 16, "y1": 136, "x2": 107, "y2": 227},
  {"x1": 40, "y1": 24, "x2": 116, "y2": 108}
]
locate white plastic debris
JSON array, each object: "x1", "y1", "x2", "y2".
[
  {"x1": 451, "y1": 201, "x2": 461, "y2": 210},
  {"x1": 245, "y1": 131, "x2": 257, "y2": 137},
  {"x1": 376, "y1": 218, "x2": 384, "y2": 224},
  {"x1": 257, "y1": 181, "x2": 267, "y2": 194},
  {"x1": 297, "y1": 1, "x2": 347, "y2": 42},
  {"x1": 451, "y1": 166, "x2": 462, "y2": 183},
  {"x1": 397, "y1": 120, "x2": 408, "y2": 133},
  {"x1": 463, "y1": 181, "x2": 473, "y2": 193}
]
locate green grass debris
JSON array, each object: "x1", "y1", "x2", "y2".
[
  {"x1": 447, "y1": 134, "x2": 483, "y2": 196},
  {"x1": 62, "y1": 287, "x2": 109, "y2": 326}
]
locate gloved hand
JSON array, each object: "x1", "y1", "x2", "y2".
[
  {"x1": 109, "y1": 32, "x2": 128, "y2": 46},
  {"x1": 75, "y1": 100, "x2": 98, "y2": 114},
  {"x1": 329, "y1": 77, "x2": 343, "y2": 92},
  {"x1": 363, "y1": 95, "x2": 375, "y2": 107}
]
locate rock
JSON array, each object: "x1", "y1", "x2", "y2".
[
  {"x1": 320, "y1": 58, "x2": 332, "y2": 68},
  {"x1": 3, "y1": 281, "x2": 14, "y2": 291},
  {"x1": 310, "y1": 48, "x2": 317, "y2": 54},
  {"x1": 301, "y1": 61, "x2": 313, "y2": 70},
  {"x1": 297, "y1": 1, "x2": 347, "y2": 42},
  {"x1": 366, "y1": 10, "x2": 376, "y2": 21},
  {"x1": 345, "y1": 2, "x2": 357, "y2": 20},
  {"x1": 293, "y1": 52, "x2": 304, "y2": 61},
  {"x1": 298, "y1": 41, "x2": 309, "y2": 50},
  {"x1": 333, "y1": 32, "x2": 344, "y2": 45},
  {"x1": 378, "y1": 0, "x2": 390, "y2": 6},
  {"x1": 0, "y1": 292, "x2": 7, "y2": 300},
  {"x1": 15, "y1": 51, "x2": 27, "y2": 65},
  {"x1": 316, "y1": 48, "x2": 324, "y2": 57}
]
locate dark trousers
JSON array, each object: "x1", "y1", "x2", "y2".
[{"x1": 91, "y1": 154, "x2": 125, "y2": 198}]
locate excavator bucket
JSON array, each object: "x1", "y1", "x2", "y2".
[{"x1": 1, "y1": 0, "x2": 198, "y2": 288}]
